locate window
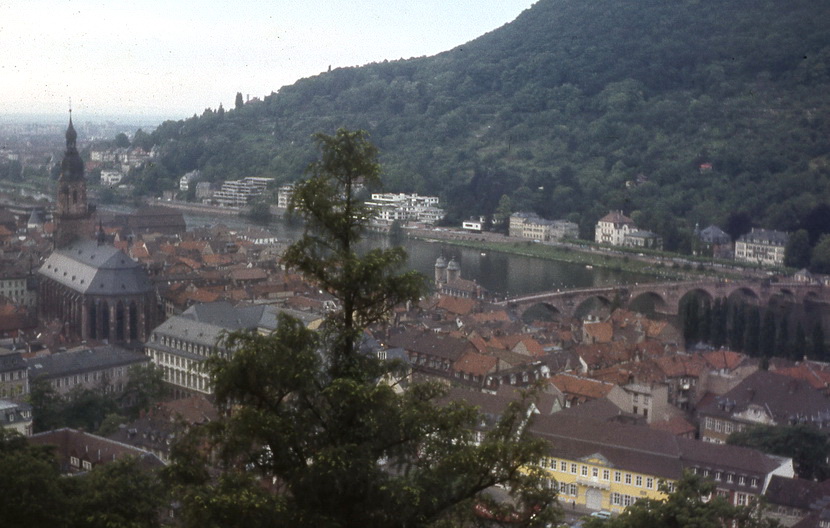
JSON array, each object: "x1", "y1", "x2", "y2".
[
  {"x1": 603, "y1": 469, "x2": 610, "y2": 480},
  {"x1": 569, "y1": 484, "x2": 578, "y2": 496},
  {"x1": 70, "y1": 456, "x2": 79, "y2": 467},
  {"x1": 581, "y1": 465, "x2": 588, "y2": 477},
  {"x1": 614, "y1": 471, "x2": 622, "y2": 483},
  {"x1": 612, "y1": 493, "x2": 621, "y2": 505},
  {"x1": 727, "y1": 474, "x2": 734, "y2": 483},
  {"x1": 725, "y1": 422, "x2": 734, "y2": 434},
  {"x1": 750, "y1": 478, "x2": 759, "y2": 487},
  {"x1": 561, "y1": 461, "x2": 567, "y2": 472},
  {"x1": 738, "y1": 476, "x2": 746, "y2": 486},
  {"x1": 571, "y1": 463, "x2": 577, "y2": 474},
  {"x1": 625, "y1": 473, "x2": 632, "y2": 485},
  {"x1": 715, "y1": 471, "x2": 722, "y2": 481},
  {"x1": 82, "y1": 460, "x2": 92, "y2": 470},
  {"x1": 635, "y1": 475, "x2": 643, "y2": 487},
  {"x1": 736, "y1": 493, "x2": 747, "y2": 506},
  {"x1": 592, "y1": 468, "x2": 598, "y2": 478},
  {"x1": 646, "y1": 478, "x2": 653, "y2": 489}
]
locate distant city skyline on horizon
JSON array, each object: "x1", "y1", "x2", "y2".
[{"x1": 2, "y1": 0, "x2": 535, "y2": 122}]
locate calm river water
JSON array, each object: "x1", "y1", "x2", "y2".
[{"x1": 180, "y1": 212, "x2": 652, "y2": 297}]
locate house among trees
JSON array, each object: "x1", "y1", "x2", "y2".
[
  {"x1": 594, "y1": 211, "x2": 664, "y2": 249},
  {"x1": 509, "y1": 212, "x2": 578, "y2": 241},
  {"x1": 694, "y1": 224, "x2": 733, "y2": 259},
  {"x1": 735, "y1": 228, "x2": 789, "y2": 267}
]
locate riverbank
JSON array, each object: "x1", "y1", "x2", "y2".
[
  {"x1": 405, "y1": 228, "x2": 755, "y2": 282},
  {"x1": 140, "y1": 198, "x2": 769, "y2": 283}
]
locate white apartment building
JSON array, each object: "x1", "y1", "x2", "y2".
[
  {"x1": 100, "y1": 170, "x2": 123, "y2": 186},
  {"x1": 212, "y1": 177, "x2": 273, "y2": 207},
  {"x1": 179, "y1": 170, "x2": 201, "y2": 191},
  {"x1": 365, "y1": 193, "x2": 445, "y2": 225},
  {"x1": 735, "y1": 228, "x2": 789, "y2": 267},
  {"x1": 277, "y1": 184, "x2": 295, "y2": 209}
]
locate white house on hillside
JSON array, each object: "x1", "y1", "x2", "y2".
[{"x1": 595, "y1": 211, "x2": 636, "y2": 246}]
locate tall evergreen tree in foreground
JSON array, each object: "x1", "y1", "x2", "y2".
[{"x1": 166, "y1": 129, "x2": 559, "y2": 528}]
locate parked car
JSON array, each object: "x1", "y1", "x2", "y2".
[{"x1": 590, "y1": 510, "x2": 612, "y2": 519}]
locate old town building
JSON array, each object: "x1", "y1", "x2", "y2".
[{"x1": 37, "y1": 118, "x2": 159, "y2": 344}]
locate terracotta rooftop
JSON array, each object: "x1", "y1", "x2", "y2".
[
  {"x1": 453, "y1": 351, "x2": 498, "y2": 377},
  {"x1": 549, "y1": 372, "x2": 617, "y2": 401},
  {"x1": 436, "y1": 295, "x2": 476, "y2": 316}
]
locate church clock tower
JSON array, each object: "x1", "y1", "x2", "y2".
[{"x1": 54, "y1": 114, "x2": 94, "y2": 248}]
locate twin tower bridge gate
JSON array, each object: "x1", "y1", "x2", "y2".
[{"x1": 498, "y1": 280, "x2": 830, "y2": 321}]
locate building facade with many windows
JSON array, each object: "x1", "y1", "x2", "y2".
[
  {"x1": 530, "y1": 412, "x2": 792, "y2": 513},
  {"x1": 735, "y1": 228, "x2": 789, "y2": 267}
]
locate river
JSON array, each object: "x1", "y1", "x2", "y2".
[{"x1": 178, "y1": 211, "x2": 653, "y2": 297}]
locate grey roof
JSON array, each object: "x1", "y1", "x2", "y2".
[
  {"x1": 149, "y1": 302, "x2": 269, "y2": 351},
  {"x1": 150, "y1": 317, "x2": 228, "y2": 351},
  {"x1": 531, "y1": 412, "x2": 785, "y2": 483},
  {"x1": 256, "y1": 305, "x2": 322, "y2": 331},
  {"x1": 699, "y1": 225, "x2": 731, "y2": 244},
  {"x1": 38, "y1": 239, "x2": 153, "y2": 296},
  {"x1": 26, "y1": 345, "x2": 148, "y2": 379},
  {"x1": 739, "y1": 228, "x2": 789, "y2": 246},
  {"x1": 182, "y1": 301, "x2": 265, "y2": 329},
  {"x1": 697, "y1": 370, "x2": 830, "y2": 426}
]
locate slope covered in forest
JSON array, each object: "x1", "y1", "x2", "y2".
[{"x1": 132, "y1": 0, "x2": 830, "y2": 248}]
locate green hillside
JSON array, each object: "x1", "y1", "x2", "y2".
[{"x1": 132, "y1": 0, "x2": 830, "y2": 250}]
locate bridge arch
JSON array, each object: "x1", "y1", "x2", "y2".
[
  {"x1": 573, "y1": 295, "x2": 614, "y2": 320},
  {"x1": 521, "y1": 302, "x2": 562, "y2": 323},
  {"x1": 629, "y1": 291, "x2": 669, "y2": 317},
  {"x1": 727, "y1": 287, "x2": 760, "y2": 306}
]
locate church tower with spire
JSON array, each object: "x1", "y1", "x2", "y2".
[{"x1": 54, "y1": 114, "x2": 94, "y2": 248}]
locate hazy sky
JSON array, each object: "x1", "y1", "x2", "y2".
[{"x1": 2, "y1": 0, "x2": 535, "y2": 120}]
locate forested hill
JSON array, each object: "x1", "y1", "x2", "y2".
[{"x1": 132, "y1": 0, "x2": 830, "y2": 248}]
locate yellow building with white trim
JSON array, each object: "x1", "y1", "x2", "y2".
[{"x1": 528, "y1": 409, "x2": 793, "y2": 513}]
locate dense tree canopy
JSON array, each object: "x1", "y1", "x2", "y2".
[
  {"x1": 127, "y1": 0, "x2": 830, "y2": 248},
  {"x1": 727, "y1": 424, "x2": 830, "y2": 481},
  {"x1": 0, "y1": 429, "x2": 165, "y2": 528}
]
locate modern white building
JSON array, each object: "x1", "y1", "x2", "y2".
[
  {"x1": 277, "y1": 183, "x2": 295, "y2": 209},
  {"x1": 211, "y1": 177, "x2": 273, "y2": 207},
  {"x1": 100, "y1": 170, "x2": 123, "y2": 187},
  {"x1": 365, "y1": 193, "x2": 445, "y2": 225}
]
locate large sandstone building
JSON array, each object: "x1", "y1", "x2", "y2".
[{"x1": 38, "y1": 117, "x2": 159, "y2": 344}]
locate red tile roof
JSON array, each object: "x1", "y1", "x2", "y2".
[{"x1": 453, "y1": 351, "x2": 498, "y2": 377}]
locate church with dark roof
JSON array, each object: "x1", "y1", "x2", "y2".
[{"x1": 38, "y1": 117, "x2": 159, "y2": 344}]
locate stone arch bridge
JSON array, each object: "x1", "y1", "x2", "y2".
[{"x1": 499, "y1": 280, "x2": 830, "y2": 320}]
